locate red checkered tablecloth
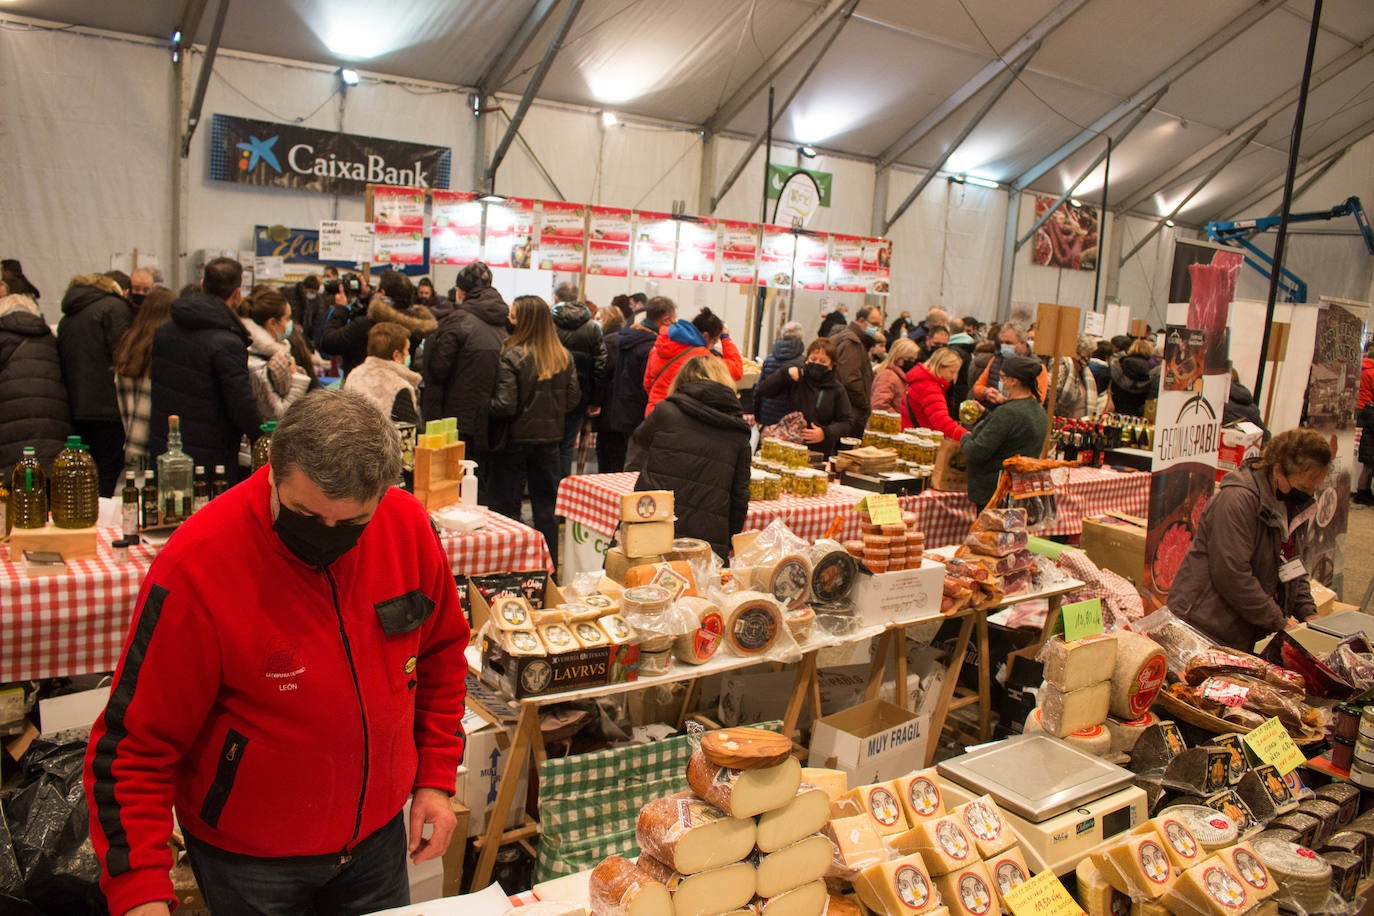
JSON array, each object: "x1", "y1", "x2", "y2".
[
  {"x1": 0, "y1": 513, "x2": 552, "y2": 683},
  {"x1": 556, "y1": 467, "x2": 1150, "y2": 547}
]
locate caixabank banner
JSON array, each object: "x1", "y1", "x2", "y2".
[{"x1": 209, "y1": 114, "x2": 450, "y2": 195}]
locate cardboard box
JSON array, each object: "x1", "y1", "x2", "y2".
[
  {"x1": 853, "y1": 562, "x2": 946, "y2": 627},
  {"x1": 479, "y1": 631, "x2": 639, "y2": 699},
  {"x1": 930, "y1": 439, "x2": 967, "y2": 492},
  {"x1": 1080, "y1": 515, "x2": 1147, "y2": 586},
  {"x1": 38, "y1": 685, "x2": 109, "y2": 735},
  {"x1": 1310, "y1": 580, "x2": 1337, "y2": 618},
  {"x1": 456, "y1": 707, "x2": 529, "y2": 838},
  {"x1": 809, "y1": 699, "x2": 930, "y2": 784},
  {"x1": 467, "y1": 578, "x2": 567, "y2": 634}
]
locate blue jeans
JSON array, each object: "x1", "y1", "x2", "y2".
[
  {"x1": 184, "y1": 813, "x2": 408, "y2": 915},
  {"x1": 488, "y1": 442, "x2": 562, "y2": 568}
]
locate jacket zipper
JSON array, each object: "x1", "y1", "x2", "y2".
[{"x1": 326, "y1": 567, "x2": 369, "y2": 861}]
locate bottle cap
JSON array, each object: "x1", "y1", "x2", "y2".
[
  {"x1": 195, "y1": 466, "x2": 205, "y2": 474},
  {"x1": 261, "y1": 421, "x2": 278, "y2": 432},
  {"x1": 66, "y1": 435, "x2": 82, "y2": 448},
  {"x1": 22, "y1": 446, "x2": 35, "y2": 455}
]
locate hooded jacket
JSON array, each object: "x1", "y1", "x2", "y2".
[
  {"x1": 147, "y1": 292, "x2": 262, "y2": 473},
  {"x1": 756, "y1": 364, "x2": 853, "y2": 456},
  {"x1": 57, "y1": 283, "x2": 132, "y2": 422},
  {"x1": 834, "y1": 322, "x2": 877, "y2": 436},
  {"x1": 627, "y1": 379, "x2": 751, "y2": 561},
  {"x1": 643, "y1": 319, "x2": 743, "y2": 415},
  {"x1": 420, "y1": 285, "x2": 509, "y2": 450},
  {"x1": 946, "y1": 332, "x2": 975, "y2": 408},
  {"x1": 755, "y1": 335, "x2": 806, "y2": 427},
  {"x1": 345, "y1": 356, "x2": 422, "y2": 425},
  {"x1": 552, "y1": 301, "x2": 609, "y2": 410},
  {"x1": 83, "y1": 468, "x2": 468, "y2": 916},
  {"x1": 1109, "y1": 354, "x2": 1157, "y2": 416},
  {"x1": 903, "y1": 363, "x2": 966, "y2": 441},
  {"x1": 1169, "y1": 460, "x2": 1317, "y2": 651},
  {"x1": 0, "y1": 297, "x2": 70, "y2": 477},
  {"x1": 321, "y1": 296, "x2": 437, "y2": 377},
  {"x1": 604, "y1": 321, "x2": 659, "y2": 433},
  {"x1": 1222, "y1": 380, "x2": 1264, "y2": 430},
  {"x1": 489, "y1": 345, "x2": 582, "y2": 445}
]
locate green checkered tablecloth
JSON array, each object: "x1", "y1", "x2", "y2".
[{"x1": 534, "y1": 721, "x2": 783, "y2": 881}]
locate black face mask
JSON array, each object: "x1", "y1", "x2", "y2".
[
  {"x1": 804, "y1": 362, "x2": 833, "y2": 385},
  {"x1": 1278, "y1": 486, "x2": 1314, "y2": 512},
  {"x1": 130, "y1": 293, "x2": 146, "y2": 307},
  {"x1": 899, "y1": 359, "x2": 917, "y2": 372},
  {"x1": 273, "y1": 499, "x2": 367, "y2": 567}
]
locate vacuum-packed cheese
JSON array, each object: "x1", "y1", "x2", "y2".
[
  {"x1": 624, "y1": 561, "x2": 696, "y2": 598},
  {"x1": 590, "y1": 855, "x2": 673, "y2": 916},
  {"x1": 932, "y1": 860, "x2": 1001, "y2": 916},
  {"x1": 674, "y1": 596, "x2": 724, "y2": 665},
  {"x1": 1162, "y1": 856, "x2": 1252, "y2": 914},
  {"x1": 953, "y1": 796, "x2": 1015, "y2": 859},
  {"x1": 1145, "y1": 811, "x2": 1204, "y2": 871},
  {"x1": 893, "y1": 769, "x2": 945, "y2": 824},
  {"x1": 538, "y1": 623, "x2": 580, "y2": 654},
  {"x1": 889, "y1": 816, "x2": 976, "y2": 876},
  {"x1": 835, "y1": 783, "x2": 908, "y2": 836},
  {"x1": 985, "y1": 846, "x2": 1029, "y2": 908},
  {"x1": 686, "y1": 747, "x2": 801, "y2": 818},
  {"x1": 723, "y1": 591, "x2": 785, "y2": 656},
  {"x1": 800, "y1": 767, "x2": 847, "y2": 801},
  {"x1": 1038, "y1": 681, "x2": 1111, "y2": 736},
  {"x1": 754, "y1": 880, "x2": 827, "y2": 916},
  {"x1": 1090, "y1": 828, "x2": 1178, "y2": 900},
  {"x1": 822, "y1": 815, "x2": 887, "y2": 876},
  {"x1": 853, "y1": 853, "x2": 943, "y2": 915},
  {"x1": 635, "y1": 856, "x2": 756, "y2": 916},
  {"x1": 1040, "y1": 634, "x2": 1118, "y2": 691},
  {"x1": 823, "y1": 893, "x2": 862, "y2": 916},
  {"x1": 1215, "y1": 842, "x2": 1277, "y2": 905},
  {"x1": 635, "y1": 793, "x2": 758, "y2": 874},
  {"x1": 1106, "y1": 712, "x2": 1160, "y2": 755},
  {"x1": 1249, "y1": 837, "x2": 1331, "y2": 913},
  {"x1": 622, "y1": 490, "x2": 674, "y2": 522},
  {"x1": 1168, "y1": 805, "x2": 1238, "y2": 852},
  {"x1": 1109, "y1": 631, "x2": 1168, "y2": 720},
  {"x1": 752, "y1": 835, "x2": 834, "y2": 898},
  {"x1": 757, "y1": 784, "x2": 831, "y2": 853}
]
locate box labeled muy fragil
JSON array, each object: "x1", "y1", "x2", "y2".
[{"x1": 810, "y1": 698, "x2": 930, "y2": 785}]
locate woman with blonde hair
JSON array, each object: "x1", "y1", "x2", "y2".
[
  {"x1": 1110, "y1": 337, "x2": 1159, "y2": 417},
  {"x1": 904, "y1": 347, "x2": 968, "y2": 440},
  {"x1": 872, "y1": 338, "x2": 920, "y2": 421},
  {"x1": 627, "y1": 355, "x2": 750, "y2": 560},
  {"x1": 488, "y1": 295, "x2": 581, "y2": 563}
]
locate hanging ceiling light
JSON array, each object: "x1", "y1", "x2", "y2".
[
  {"x1": 338, "y1": 67, "x2": 360, "y2": 87},
  {"x1": 961, "y1": 175, "x2": 1000, "y2": 189},
  {"x1": 798, "y1": 145, "x2": 818, "y2": 159},
  {"x1": 601, "y1": 111, "x2": 618, "y2": 127}
]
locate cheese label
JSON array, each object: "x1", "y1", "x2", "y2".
[
  {"x1": 1198, "y1": 865, "x2": 1248, "y2": 909},
  {"x1": 575, "y1": 622, "x2": 606, "y2": 644},
  {"x1": 1213, "y1": 733, "x2": 1247, "y2": 783},
  {"x1": 677, "y1": 798, "x2": 718, "y2": 830},
  {"x1": 906, "y1": 777, "x2": 941, "y2": 817},
  {"x1": 1205, "y1": 789, "x2": 1256, "y2": 833},
  {"x1": 867, "y1": 787, "x2": 903, "y2": 828},
  {"x1": 1160, "y1": 820, "x2": 1199, "y2": 860},
  {"x1": 1243, "y1": 716, "x2": 1305, "y2": 776},
  {"x1": 713, "y1": 766, "x2": 741, "y2": 788},
  {"x1": 1159, "y1": 722, "x2": 1186, "y2": 756},
  {"x1": 891, "y1": 864, "x2": 932, "y2": 910},
  {"x1": 584, "y1": 594, "x2": 615, "y2": 609},
  {"x1": 651, "y1": 565, "x2": 689, "y2": 601},
  {"x1": 936, "y1": 821, "x2": 972, "y2": 861},
  {"x1": 633, "y1": 493, "x2": 662, "y2": 519},
  {"x1": 993, "y1": 860, "x2": 1028, "y2": 894},
  {"x1": 693, "y1": 612, "x2": 724, "y2": 659},
  {"x1": 542, "y1": 625, "x2": 574, "y2": 648},
  {"x1": 497, "y1": 597, "x2": 530, "y2": 627},
  {"x1": 1127, "y1": 655, "x2": 1167, "y2": 716},
  {"x1": 1230, "y1": 848, "x2": 1271, "y2": 891},
  {"x1": 1000, "y1": 869, "x2": 1082, "y2": 916},
  {"x1": 962, "y1": 800, "x2": 1003, "y2": 842},
  {"x1": 602, "y1": 616, "x2": 632, "y2": 641},
  {"x1": 955, "y1": 873, "x2": 994, "y2": 914},
  {"x1": 770, "y1": 557, "x2": 811, "y2": 607},
  {"x1": 1137, "y1": 840, "x2": 1172, "y2": 885},
  {"x1": 1061, "y1": 597, "x2": 1105, "y2": 641},
  {"x1": 1203, "y1": 748, "x2": 1232, "y2": 792},
  {"x1": 732, "y1": 604, "x2": 780, "y2": 651},
  {"x1": 509, "y1": 631, "x2": 540, "y2": 652},
  {"x1": 1252, "y1": 764, "x2": 1292, "y2": 805}
]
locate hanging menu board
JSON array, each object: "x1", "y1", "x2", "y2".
[
  {"x1": 587, "y1": 206, "x2": 632, "y2": 277},
  {"x1": 828, "y1": 233, "x2": 865, "y2": 293},
  {"x1": 793, "y1": 233, "x2": 829, "y2": 291},
  {"x1": 759, "y1": 225, "x2": 796, "y2": 288},
  {"x1": 720, "y1": 220, "x2": 760, "y2": 285},
  {"x1": 430, "y1": 190, "x2": 483, "y2": 265},
  {"x1": 861, "y1": 237, "x2": 892, "y2": 295},
  {"x1": 541, "y1": 201, "x2": 587, "y2": 240},
  {"x1": 484, "y1": 197, "x2": 535, "y2": 269},
  {"x1": 372, "y1": 186, "x2": 425, "y2": 229},
  {"x1": 373, "y1": 225, "x2": 425, "y2": 265},
  {"x1": 675, "y1": 218, "x2": 718, "y2": 282},
  {"x1": 633, "y1": 211, "x2": 677, "y2": 279},
  {"x1": 539, "y1": 239, "x2": 585, "y2": 272}
]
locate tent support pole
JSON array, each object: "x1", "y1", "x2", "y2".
[{"x1": 181, "y1": 0, "x2": 229, "y2": 157}]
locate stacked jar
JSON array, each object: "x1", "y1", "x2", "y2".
[
  {"x1": 845, "y1": 510, "x2": 925, "y2": 573},
  {"x1": 1350, "y1": 708, "x2": 1374, "y2": 788}
]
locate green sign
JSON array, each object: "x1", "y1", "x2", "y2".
[
  {"x1": 766, "y1": 165, "x2": 832, "y2": 208},
  {"x1": 1061, "y1": 598, "x2": 1105, "y2": 642}
]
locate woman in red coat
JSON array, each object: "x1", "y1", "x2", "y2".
[{"x1": 904, "y1": 347, "x2": 967, "y2": 441}]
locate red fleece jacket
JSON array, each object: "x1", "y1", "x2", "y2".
[
  {"x1": 904, "y1": 363, "x2": 967, "y2": 441},
  {"x1": 1361, "y1": 357, "x2": 1374, "y2": 409},
  {"x1": 84, "y1": 467, "x2": 469, "y2": 916}
]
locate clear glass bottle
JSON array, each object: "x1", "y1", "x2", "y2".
[
  {"x1": 157, "y1": 415, "x2": 194, "y2": 524},
  {"x1": 10, "y1": 446, "x2": 47, "y2": 529},
  {"x1": 121, "y1": 470, "x2": 140, "y2": 537},
  {"x1": 51, "y1": 436, "x2": 100, "y2": 528},
  {"x1": 193, "y1": 466, "x2": 210, "y2": 513},
  {"x1": 251, "y1": 421, "x2": 277, "y2": 472}
]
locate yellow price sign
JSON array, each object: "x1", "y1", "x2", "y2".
[
  {"x1": 1001, "y1": 869, "x2": 1085, "y2": 916},
  {"x1": 1242, "y1": 716, "x2": 1306, "y2": 775},
  {"x1": 1061, "y1": 598, "x2": 1105, "y2": 642},
  {"x1": 864, "y1": 493, "x2": 903, "y2": 526}
]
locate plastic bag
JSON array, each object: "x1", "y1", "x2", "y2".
[
  {"x1": 1182, "y1": 648, "x2": 1306, "y2": 695},
  {"x1": 1195, "y1": 675, "x2": 1322, "y2": 732},
  {"x1": 1325, "y1": 636, "x2": 1374, "y2": 690},
  {"x1": 1000, "y1": 469, "x2": 1059, "y2": 530},
  {"x1": 961, "y1": 529, "x2": 1028, "y2": 558},
  {"x1": 0, "y1": 728, "x2": 103, "y2": 914},
  {"x1": 975, "y1": 507, "x2": 1027, "y2": 532},
  {"x1": 1260, "y1": 630, "x2": 1358, "y2": 700},
  {"x1": 1134, "y1": 607, "x2": 1215, "y2": 677}
]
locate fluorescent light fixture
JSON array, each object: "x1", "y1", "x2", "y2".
[
  {"x1": 798, "y1": 145, "x2": 818, "y2": 159},
  {"x1": 1164, "y1": 219, "x2": 1176, "y2": 227},
  {"x1": 1069, "y1": 198, "x2": 1083, "y2": 208},
  {"x1": 339, "y1": 67, "x2": 360, "y2": 86},
  {"x1": 479, "y1": 192, "x2": 508, "y2": 204},
  {"x1": 601, "y1": 111, "x2": 618, "y2": 128},
  {"x1": 962, "y1": 174, "x2": 1000, "y2": 189}
]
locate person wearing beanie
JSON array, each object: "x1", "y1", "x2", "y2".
[{"x1": 959, "y1": 354, "x2": 1048, "y2": 510}]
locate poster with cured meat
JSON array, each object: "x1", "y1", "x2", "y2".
[
  {"x1": 538, "y1": 240, "x2": 585, "y2": 273},
  {"x1": 372, "y1": 185, "x2": 425, "y2": 229},
  {"x1": 373, "y1": 224, "x2": 425, "y2": 265},
  {"x1": 759, "y1": 225, "x2": 795, "y2": 288},
  {"x1": 793, "y1": 233, "x2": 829, "y2": 291},
  {"x1": 634, "y1": 211, "x2": 677, "y2": 279},
  {"x1": 828, "y1": 234, "x2": 865, "y2": 292},
  {"x1": 483, "y1": 197, "x2": 534, "y2": 269},
  {"x1": 861, "y1": 237, "x2": 892, "y2": 295},
  {"x1": 1031, "y1": 195, "x2": 1099, "y2": 270},
  {"x1": 589, "y1": 206, "x2": 633, "y2": 243},
  {"x1": 721, "y1": 220, "x2": 760, "y2": 255},
  {"x1": 541, "y1": 201, "x2": 587, "y2": 240},
  {"x1": 587, "y1": 240, "x2": 630, "y2": 277},
  {"x1": 429, "y1": 190, "x2": 483, "y2": 265},
  {"x1": 675, "y1": 218, "x2": 718, "y2": 282}
]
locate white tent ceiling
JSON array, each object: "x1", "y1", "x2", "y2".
[{"x1": 9, "y1": 0, "x2": 1374, "y2": 226}]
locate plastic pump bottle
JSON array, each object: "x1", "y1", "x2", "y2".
[{"x1": 460, "y1": 460, "x2": 479, "y2": 506}]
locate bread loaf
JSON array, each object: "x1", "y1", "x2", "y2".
[{"x1": 635, "y1": 793, "x2": 758, "y2": 874}]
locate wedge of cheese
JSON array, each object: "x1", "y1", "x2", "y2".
[
  {"x1": 800, "y1": 767, "x2": 848, "y2": 802},
  {"x1": 822, "y1": 815, "x2": 887, "y2": 876},
  {"x1": 953, "y1": 796, "x2": 1015, "y2": 859},
  {"x1": 1163, "y1": 856, "x2": 1252, "y2": 914},
  {"x1": 853, "y1": 852, "x2": 943, "y2": 915},
  {"x1": 893, "y1": 769, "x2": 945, "y2": 825},
  {"x1": 1213, "y1": 843, "x2": 1277, "y2": 906},
  {"x1": 835, "y1": 782, "x2": 908, "y2": 836},
  {"x1": 1038, "y1": 681, "x2": 1111, "y2": 737},
  {"x1": 932, "y1": 860, "x2": 1002, "y2": 916},
  {"x1": 622, "y1": 490, "x2": 674, "y2": 522},
  {"x1": 1075, "y1": 859, "x2": 1117, "y2": 916},
  {"x1": 754, "y1": 880, "x2": 827, "y2": 916},
  {"x1": 635, "y1": 793, "x2": 758, "y2": 874},
  {"x1": 757, "y1": 784, "x2": 831, "y2": 853},
  {"x1": 1143, "y1": 811, "x2": 1204, "y2": 872},
  {"x1": 589, "y1": 856, "x2": 672, "y2": 916},
  {"x1": 635, "y1": 855, "x2": 756, "y2": 916},
  {"x1": 823, "y1": 893, "x2": 863, "y2": 916},
  {"x1": 1040, "y1": 634, "x2": 1118, "y2": 691},
  {"x1": 985, "y1": 846, "x2": 1029, "y2": 908},
  {"x1": 686, "y1": 747, "x2": 801, "y2": 818},
  {"x1": 1090, "y1": 827, "x2": 1178, "y2": 900},
  {"x1": 889, "y1": 816, "x2": 976, "y2": 876},
  {"x1": 753, "y1": 834, "x2": 834, "y2": 898}
]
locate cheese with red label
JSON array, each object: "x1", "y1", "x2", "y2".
[
  {"x1": 686, "y1": 747, "x2": 801, "y2": 818},
  {"x1": 985, "y1": 846, "x2": 1029, "y2": 909},
  {"x1": 673, "y1": 596, "x2": 724, "y2": 665},
  {"x1": 635, "y1": 793, "x2": 758, "y2": 874},
  {"x1": 635, "y1": 856, "x2": 756, "y2": 916},
  {"x1": 801, "y1": 767, "x2": 847, "y2": 801},
  {"x1": 1143, "y1": 812, "x2": 1204, "y2": 872},
  {"x1": 932, "y1": 860, "x2": 1001, "y2": 916},
  {"x1": 1038, "y1": 681, "x2": 1111, "y2": 737},
  {"x1": 1106, "y1": 712, "x2": 1161, "y2": 755},
  {"x1": 836, "y1": 783, "x2": 908, "y2": 836},
  {"x1": 757, "y1": 784, "x2": 831, "y2": 853},
  {"x1": 590, "y1": 855, "x2": 673, "y2": 916},
  {"x1": 953, "y1": 796, "x2": 1014, "y2": 859},
  {"x1": 893, "y1": 769, "x2": 945, "y2": 825},
  {"x1": 622, "y1": 490, "x2": 674, "y2": 522},
  {"x1": 822, "y1": 815, "x2": 887, "y2": 876},
  {"x1": 754, "y1": 880, "x2": 827, "y2": 916},
  {"x1": 1110, "y1": 631, "x2": 1168, "y2": 720},
  {"x1": 1163, "y1": 856, "x2": 1252, "y2": 914},
  {"x1": 889, "y1": 816, "x2": 976, "y2": 876},
  {"x1": 1215, "y1": 843, "x2": 1277, "y2": 905},
  {"x1": 853, "y1": 852, "x2": 943, "y2": 915},
  {"x1": 1041, "y1": 634, "x2": 1118, "y2": 691},
  {"x1": 1090, "y1": 828, "x2": 1178, "y2": 900},
  {"x1": 753, "y1": 834, "x2": 834, "y2": 898}
]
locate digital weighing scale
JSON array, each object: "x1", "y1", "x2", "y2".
[{"x1": 937, "y1": 733, "x2": 1149, "y2": 876}]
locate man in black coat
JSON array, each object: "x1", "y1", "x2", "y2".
[
  {"x1": 147, "y1": 259, "x2": 262, "y2": 479},
  {"x1": 754, "y1": 322, "x2": 806, "y2": 427},
  {"x1": 551, "y1": 285, "x2": 609, "y2": 477},
  {"x1": 601, "y1": 296, "x2": 675, "y2": 468},
  {"x1": 818, "y1": 304, "x2": 848, "y2": 338},
  {"x1": 0, "y1": 294, "x2": 69, "y2": 479},
  {"x1": 57, "y1": 274, "x2": 132, "y2": 495},
  {"x1": 284, "y1": 275, "x2": 325, "y2": 347}
]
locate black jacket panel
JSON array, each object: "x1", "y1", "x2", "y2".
[{"x1": 57, "y1": 285, "x2": 131, "y2": 422}]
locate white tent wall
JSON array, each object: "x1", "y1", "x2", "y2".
[
  {"x1": 1114, "y1": 216, "x2": 1196, "y2": 331},
  {"x1": 0, "y1": 26, "x2": 173, "y2": 324}
]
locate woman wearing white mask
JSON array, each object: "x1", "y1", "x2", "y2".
[
  {"x1": 970, "y1": 319, "x2": 1048, "y2": 407},
  {"x1": 237, "y1": 285, "x2": 312, "y2": 434}
]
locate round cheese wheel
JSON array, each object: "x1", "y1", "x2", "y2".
[
  {"x1": 1250, "y1": 837, "x2": 1332, "y2": 912},
  {"x1": 1168, "y1": 805, "x2": 1239, "y2": 851},
  {"x1": 810, "y1": 550, "x2": 858, "y2": 603},
  {"x1": 623, "y1": 585, "x2": 675, "y2": 616},
  {"x1": 785, "y1": 606, "x2": 815, "y2": 644},
  {"x1": 768, "y1": 554, "x2": 813, "y2": 609},
  {"x1": 1110, "y1": 630, "x2": 1168, "y2": 719},
  {"x1": 590, "y1": 855, "x2": 673, "y2": 916},
  {"x1": 1064, "y1": 723, "x2": 1112, "y2": 756},
  {"x1": 723, "y1": 591, "x2": 784, "y2": 656},
  {"x1": 673, "y1": 596, "x2": 724, "y2": 665},
  {"x1": 1106, "y1": 712, "x2": 1160, "y2": 755},
  {"x1": 665, "y1": 538, "x2": 714, "y2": 565}
]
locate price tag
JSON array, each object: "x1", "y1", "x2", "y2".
[
  {"x1": 1242, "y1": 716, "x2": 1306, "y2": 775},
  {"x1": 865, "y1": 493, "x2": 902, "y2": 526},
  {"x1": 1001, "y1": 869, "x2": 1085, "y2": 916},
  {"x1": 1061, "y1": 598, "x2": 1105, "y2": 642}
]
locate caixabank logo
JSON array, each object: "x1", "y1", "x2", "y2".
[{"x1": 210, "y1": 114, "x2": 450, "y2": 195}]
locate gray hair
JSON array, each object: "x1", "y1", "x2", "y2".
[
  {"x1": 553, "y1": 281, "x2": 579, "y2": 303},
  {"x1": 270, "y1": 389, "x2": 402, "y2": 501},
  {"x1": 781, "y1": 321, "x2": 803, "y2": 340},
  {"x1": 1001, "y1": 319, "x2": 1029, "y2": 342}
]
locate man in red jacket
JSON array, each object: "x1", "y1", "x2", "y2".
[{"x1": 84, "y1": 389, "x2": 469, "y2": 916}]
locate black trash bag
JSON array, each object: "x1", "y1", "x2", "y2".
[
  {"x1": 1, "y1": 727, "x2": 105, "y2": 915},
  {"x1": 0, "y1": 805, "x2": 43, "y2": 916}
]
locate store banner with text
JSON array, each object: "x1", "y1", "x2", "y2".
[
  {"x1": 255, "y1": 225, "x2": 426, "y2": 276},
  {"x1": 211, "y1": 114, "x2": 451, "y2": 195},
  {"x1": 766, "y1": 165, "x2": 832, "y2": 207}
]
